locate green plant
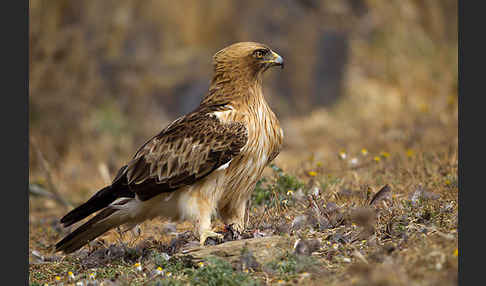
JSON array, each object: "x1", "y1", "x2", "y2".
[
  {"x1": 147, "y1": 278, "x2": 185, "y2": 286},
  {"x1": 252, "y1": 165, "x2": 305, "y2": 206},
  {"x1": 187, "y1": 257, "x2": 260, "y2": 286},
  {"x1": 151, "y1": 252, "x2": 190, "y2": 275},
  {"x1": 265, "y1": 252, "x2": 321, "y2": 281}
]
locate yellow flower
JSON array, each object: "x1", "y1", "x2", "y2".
[
  {"x1": 55, "y1": 276, "x2": 61, "y2": 281},
  {"x1": 453, "y1": 248, "x2": 458, "y2": 257},
  {"x1": 308, "y1": 171, "x2": 317, "y2": 177},
  {"x1": 89, "y1": 272, "x2": 96, "y2": 279},
  {"x1": 445, "y1": 179, "x2": 451, "y2": 185},
  {"x1": 339, "y1": 150, "x2": 347, "y2": 160},
  {"x1": 68, "y1": 271, "x2": 75, "y2": 280},
  {"x1": 373, "y1": 156, "x2": 381, "y2": 162},
  {"x1": 286, "y1": 190, "x2": 293, "y2": 196},
  {"x1": 198, "y1": 262, "x2": 205, "y2": 267},
  {"x1": 380, "y1": 151, "x2": 390, "y2": 158},
  {"x1": 406, "y1": 149, "x2": 415, "y2": 157},
  {"x1": 361, "y1": 148, "x2": 368, "y2": 156},
  {"x1": 166, "y1": 272, "x2": 173, "y2": 277},
  {"x1": 154, "y1": 266, "x2": 163, "y2": 275}
]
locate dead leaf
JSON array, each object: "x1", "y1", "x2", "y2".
[{"x1": 369, "y1": 185, "x2": 391, "y2": 206}]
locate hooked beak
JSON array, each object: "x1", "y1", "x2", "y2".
[
  {"x1": 261, "y1": 51, "x2": 284, "y2": 70},
  {"x1": 270, "y1": 51, "x2": 284, "y2": 69}
]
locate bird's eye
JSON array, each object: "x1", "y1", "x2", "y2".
[{"x1": 254, "y1": 49, "x2": 266, "y2": 59}]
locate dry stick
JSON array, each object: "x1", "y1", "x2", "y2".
[
  {"x1": 29, "y1": 184, "x2": 57, "y2": 200},
  {"x1": 30, "y1": 137, "x2": 73, "y2": 209},
  {"x1": 245, "y1": 199, "x2": 251, "y2": 230},
  {"x1": 255, "y1": 204, "x2": 268, "y2": 229},
  {"x1": 272, "y1": 186, "x2": 282, "y2": 215}
]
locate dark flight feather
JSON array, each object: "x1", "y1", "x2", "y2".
[{"x1": 56, "y1": 205, "x2": 122, "y2": 253}]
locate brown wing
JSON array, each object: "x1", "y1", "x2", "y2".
[{"x1": 119, "y1": 111, "x2": 248, "y2": 201}]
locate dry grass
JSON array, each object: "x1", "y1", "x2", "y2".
[
  {"x1": 29, "y1": 1, "x2": 457, "y2": 285},
  {"x1": 28, "y1": 92, "x2": 458, "y2": 285}
]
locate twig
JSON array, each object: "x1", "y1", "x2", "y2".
[
  {"x1": 255, "y1": 204, "x2": 268, "y2": 229},
  {"x1": 245, "y1": 198, "x2": 251, "y2": 229},
  {"x1": 30, "y1": 136, "x2": 73, "y2": 209},
  {"x1": 351, "y1": 247, "x2": 369, "y2": 264},
  {"x1": 29, "y1": 184, "x2": 57, "y2": 200}
]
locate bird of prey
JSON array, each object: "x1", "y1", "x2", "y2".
[{"x1": 55, "y1": 42, "x2": 284, "y2": 254}]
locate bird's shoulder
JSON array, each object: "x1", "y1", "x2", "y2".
[{"x1": 149, "y1": 104, "x2": 247, "y2": 152}]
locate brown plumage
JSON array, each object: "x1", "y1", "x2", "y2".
[{"x1": 55, "y1": 42, "x2": 284, "y2": 253}]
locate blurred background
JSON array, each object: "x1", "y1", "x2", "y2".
[{"x1": 29, "y1": 0, "x2": 457, "y2": 202}]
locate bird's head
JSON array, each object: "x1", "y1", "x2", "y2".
[{"x1": 212, "y1": 42, "x2": 284, "y2": 80}]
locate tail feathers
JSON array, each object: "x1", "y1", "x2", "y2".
[
  {"x1": 55, "y1": 207, "x2": 124, "y2": 254},
  {"x1": 60, "y1": 185, "x2": 133, "y2": 227}
]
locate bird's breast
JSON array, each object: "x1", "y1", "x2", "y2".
[
  {"x1": 243, "y1": 104, "x2": 282, "y2": 166},
  {"x1": 212, "y1": 97, "x2": 282, "y2": 170}
]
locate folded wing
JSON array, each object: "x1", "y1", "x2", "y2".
[{"x1": 122, "y1": 110, "x2": 248, "y2": 201}]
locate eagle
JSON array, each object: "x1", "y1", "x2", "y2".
[{"x1": 55, "y1": 42, "x2": 284, "y2": 254}]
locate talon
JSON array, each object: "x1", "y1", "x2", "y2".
[
  {"x1": 200, "y1": 230, "x2": 223, "y2": 246},
  {"x1": 227, "y1": 223, "x2": 244, "y2": 234}
]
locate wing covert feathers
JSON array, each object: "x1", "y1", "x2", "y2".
[{"x1": 125, "y1": 110, "x2": 248, "y2": 201}]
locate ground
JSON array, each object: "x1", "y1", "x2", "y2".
[{"x1": 29, "y1": 78, "x2": 458, "y2": 286}]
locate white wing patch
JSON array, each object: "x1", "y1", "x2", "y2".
[
  {"x1": 212, "y1": 105, "x2": 234, "y2": 120},
  {"x1": 216, "y1": 159, "x2": 232, "y2": 171},
  {"x1": 111, "y1": 197, "x2": 131, "y2": 206}
]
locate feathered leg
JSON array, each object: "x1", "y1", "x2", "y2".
[
  {"x1": 195, "y1": 196, "x2": 223, "y2": 246},
  {"x1": 220, "y1": 198, "x2": 247, "y2": 233}
]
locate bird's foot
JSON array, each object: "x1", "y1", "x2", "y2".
[
  {"x1": 199, "y1": 230, "x2": 223, "y2": 246},
  {"x1": 224, "y1": 223, "x2": 249, "y2": 241},
  {"x1": 225, "y1": 223, "x2": 244, "y2": 233}
]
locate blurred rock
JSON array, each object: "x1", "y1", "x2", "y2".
[
  {"x1": 291, "y1": 215, "x2": 309, "y2": 231},
  {"x1": 410, "y1": 186, "x2": 440, "y2": 206},
  {"x1": 238, "y1": 246, "x2": 260, "y2": 271},
  {"x1": 350, "y1": 207, "x2": 376, "y2": 228},
  {"x1": 294, "y1": 238, "x2": 321, "y2": 256},
  {"x1": 313, "y1": 30, "x2": 349, "y2": 107}
]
